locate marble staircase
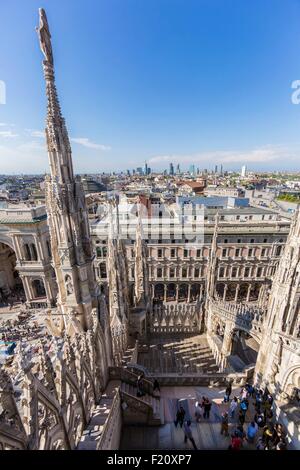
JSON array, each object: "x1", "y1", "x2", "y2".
[{"x1": 120, "y1": 381, "x2": 164, "y2": 426}]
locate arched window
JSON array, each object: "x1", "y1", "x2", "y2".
[
  {"x1": 32, "y1": 279, "x2": 46, "y2": 298},
  {"x1": 24, "y1": 244, "x2": 31, "y2": 261},
  {"x1": 31, "y1": 244, "x2": 38, "y2": 261},
  {"x1": 46, "y1": 240, "x2": 52, "y2": 258},
  {"x1": 100, "y1": 263, "x2": 107, "y2": 279}
]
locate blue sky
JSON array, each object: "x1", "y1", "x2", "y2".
[{"x1": 1, "y1": 0, "x2": 300, "y2": 174}]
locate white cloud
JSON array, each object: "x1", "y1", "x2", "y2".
[
  {"x1": 71, "y1": 137, "x2": 111, "y2": 150},
  {"x1": 17, "y1": 141, "x2": 46, "y2": 152},
  {"x1": 25, "y1": 129, "x2": 45, "y2": 138},
  {"x1": 0, "y1": 122, "x2": 7, "y2": 126},
  {"x1": 0, "y1": 130, "x2": 19, "y2": 138}
]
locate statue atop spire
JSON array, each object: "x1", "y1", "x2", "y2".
[{"x1": 37, "y1": 8, "x2": 53, "y2": 65}]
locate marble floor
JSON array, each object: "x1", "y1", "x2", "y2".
[{"x1": 120, "y1": 385, "x2": 259, "y2": 450}]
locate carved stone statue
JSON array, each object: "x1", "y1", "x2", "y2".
[{"x1": 37, "y1": 8, "x2": 53, "y2": 65}]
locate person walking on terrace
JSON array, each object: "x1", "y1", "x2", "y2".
[{"x1": 183, "y1": 420, "x2": 198, "y2": 450}]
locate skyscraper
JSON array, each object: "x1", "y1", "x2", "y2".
[
  {"x1": 189, "y1": 164, "x2": 195, "y2": 175},
  {"x1": 169, "y1": 162, "x2": 174, "y2": 176}
]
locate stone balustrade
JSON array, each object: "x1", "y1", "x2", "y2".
[{"x1": 209, "y1": 298, "x2": 267, "y2": 338}]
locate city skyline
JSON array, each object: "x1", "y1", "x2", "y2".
[{"x1": 1, "y1": 0, "x2": 300, "y2": 174}]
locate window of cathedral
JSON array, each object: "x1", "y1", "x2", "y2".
[
  {"x1": 100, "y1": 263, "x2": 107, "y2": 278},
  {"x1": 257, "y1": 267, "x2": 263, "y2": 278},
  {"x1": 46, "y1": 240, "x2": 52, "y2": 258},
  {"x1": 244, "y1": 267, "x2": 250, "y2": 277}
]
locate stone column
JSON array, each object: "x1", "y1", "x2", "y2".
[
  {"x1": 187, "y1": 284, "x2": 191, "y2": 303},
  {"x1": 176, "y1": 284, "x2": 179, "y2": 302},
  {"x1": 151, "y1": 284, "x2": 155, "y2": 299},
  {"x1": 12, "y1": 236, "x2": 22, "y2": 261},
  {"x1": 223, "y1": 284, "x2": 228, "y2": 301},
  {"x1": 44, "y1": 275, "x2": 53, "y2": 307},
  {"x1": 164, "y1": 284, "x2": 167, "y2": 302},
  {"x1": 246, "y1": 284, "x2": 252, "y2": 302},
  {"x1": 34, "y1": 235, "x2": 43, "y2": 261},
  {"x1": 200, "y1": 284, "x2": 203, "y2": 300},
  {"x1": 234, "y1": 284, "x2": 240, "y2": 302},
  {"x1": 21, "y1": 276, "x2": 32, "y2": 304}
]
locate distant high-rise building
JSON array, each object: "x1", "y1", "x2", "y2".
[
  {"x1": 189, "y1": 164, "x2": 195, "y2": 175},
  {"x1": 136, "y1": 167, "x2": 143, "y2": 175},
  {"x1": 241, "y1": 165, "x2": 247, "y2": 177},
  {"x1": 220, "y1": 165, "x2": 223, "y2": 176},
  {"x1": 215, "y1": 165, "x2": 218, "y2": 174},
  {"x1": 176, "y1": 164, "x2": 181, "y2": 175},
  {"x1": 144, "y1": 161, "x2": 148, "y2": 176},
  {"x1": 169, "y1": 162, "x2": 174, "y2": 176}
]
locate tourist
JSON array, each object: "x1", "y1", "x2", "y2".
[
  {"x1": 229, "y1": 430, "x2": 243, "y2": 450},
  {"x1": 276, "y1": 438, "x2": 287, "y2": 450},
  {"x1": 254, "y1": 411, "x2": 265, "y2": 428},
  {"x1": 246, "y1": 421, "x2": 258, "y2": 443},
  {"x1": 153, "y1": 379, "x2": 160, "y2": 396},
  {"x1": 174, "y1": 405, "x2": 185, "y2": 428},
  {"x1": 238, "y1": 409, "x2": 245, "y2": 426},
  {"x1": 263, "y1": 424, "x2": 274, "y2": 449},
  {"x1": 223, "y1": 383, "x2": 232, "y2": 403},
  {"x1": 273, "y1": 423, "x2": 284, "y2": 447},
  {"x1": 203, "y1": 398, "x2": 212, "y2": 419},
  {"x1": 183, "y1": 420, "x2": 198, "y2": 450},
  {"x1": 256, "y1": 436, "x2": 267, "y2": 450},
  {"x1": 136, "y1": 374, "x2": 145, "y2": 397},
  {"x1": 240, "y1": 386, "x2": 248, "y2": 400},
  {"x1": 195, "y1": 401, "x2": 202, "y2": 422},
  {"x1": 229, "y1": 396, "x2": 238, "y2": 419},
  {"x1": 240, "y1": 398, "x2": 249, "y2": 417},
  {"x1": 220, "y1": 411, "x2": 229, "y2": 436}
]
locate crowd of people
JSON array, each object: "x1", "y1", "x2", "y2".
[
  {"x1": 172, "y1": 382, "x2": 288, "y2": 451},
  {"x1": 224, "y1": 382, "x2": 288, "y2": 450},
  {"x1": 0, "y1": 312, "x2": 43, "y2": 343}
]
